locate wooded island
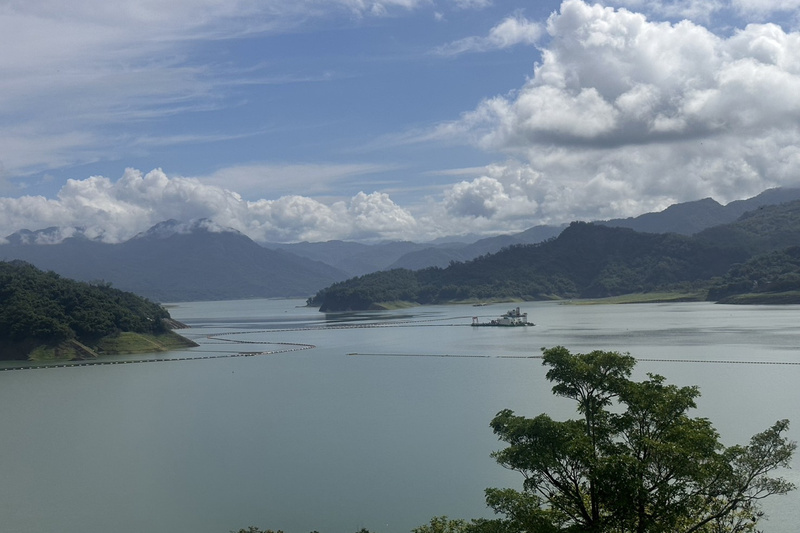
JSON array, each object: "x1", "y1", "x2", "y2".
[{"x1": 0, "y1": 260, "x2": 196, "y2": 361}]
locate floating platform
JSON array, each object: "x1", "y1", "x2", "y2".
[{"x1": 471, "y1": 307, "x2": 534, "y2": 327}]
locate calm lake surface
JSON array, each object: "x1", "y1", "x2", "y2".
[{"x1": 2, "y1": 299, "x2": 800, "y2": 533}]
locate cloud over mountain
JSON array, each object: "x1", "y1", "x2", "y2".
[{"x1": 0, "y1": 168, "x2": 425, "y2": 244}]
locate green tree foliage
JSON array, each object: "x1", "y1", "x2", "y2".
[
  {"x1": 413, "y1": 516, "x2": 473, "y2": 533},
  {"x1": 0, "y1": 261, "x2": 170, "y2": 356},
  {"x1": 695, "y1": 200, "x2": 800, "y2": 255},
  {"x1": 309, "y1": 268, "x2": 422, "y2": 311},
  {"x1": 230, "y1": 528, "x2": 285, "y2": 533},
  {"x1": 480, "y1": 347, "x2": 795, "y2": 533}
]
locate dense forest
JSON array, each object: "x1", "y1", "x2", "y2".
[
  {"x1": 310, "y1": 200, "x2": 800, "y2": 311},
  {"x1": 0, "y1": 260, "x2": 182, "y2": 360},
  {"x1": 707, "y1": 246, "x2": 800, "y2": 303}
]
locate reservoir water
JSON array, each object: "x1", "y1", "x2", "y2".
[{"x1": 1, "y1": 299, "x2": 799, "y2": 533}]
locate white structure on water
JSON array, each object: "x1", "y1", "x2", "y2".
[{"x1": 472, "y1": 307, "x2": 532, "y2": 327}]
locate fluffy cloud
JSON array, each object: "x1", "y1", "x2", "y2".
[
  {"x1": 444, "y1": 176, "x2": 509, "y2": 217},
  {"x1": 434, "y1": 14, "x2": 543, "y2": 56},
  {"x1": 0, "y1": 168, "x2": 425, "y2": 244},
  {"x1": 434, "y1": 0, "x2": 800, "y2": 218},
  {"x1": 6, "y1": 1, "x2": 800, "y2": 245}
]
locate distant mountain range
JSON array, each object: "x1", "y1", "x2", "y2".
[
  {"x1": 0, "y1": 219, "x2": 347, "y2": 302},
  {"x1": 2, "y1": 188, "x2": 799, "y2": 302},
  {"x1": 265, "y1": 224, "x2": 565, "y2": 276}
]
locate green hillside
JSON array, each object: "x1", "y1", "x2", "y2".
[
  {"x1": 0, "y1": 261, "x2": 196, "y2": 361},
  {"x1": 707, "y1": 246, "x2": 800, "y2": 303},
  {"x1": 310, "y1": 201, "x2": 800, "y2": 311},
  {"x1": 309, "y1": 222, "x2": 746, "y2": 311},
  {"x1": 694, "y1": 199, "x2": 800, "y2": 254}
]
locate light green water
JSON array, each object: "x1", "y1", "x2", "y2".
[{"x1": 1, "y1": 299, "x2": 799, "y2": 533}]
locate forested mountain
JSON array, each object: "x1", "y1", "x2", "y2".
[
  {"x1": 694, "y1": 199, "x2": 800, "y2": 254},
  {"x1": 0, "y1": 220, "x2": 348, "y2": 302},
  {"x1": 311, "y1": 195, "x2": 800, "y2": 311},
  {"x1": 0, "y1": 261, "x2": 191, "y2": 360},
  {"x1": 708, "y1": 246, "x2": 800, "y2": 303},
  {"x1": 309, "y1": 222, "x2": 749, "y2": 311}
]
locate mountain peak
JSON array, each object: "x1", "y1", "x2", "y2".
[{"x1": 133, "y1": 219, "x2": 241, "y2": 240}]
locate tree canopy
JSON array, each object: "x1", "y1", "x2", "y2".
[
  {"x1": 0, "y1": 260, "x2": 172, "y2": 358},
  {"x1": 475, "y1": 347, "x2": 795, "y2": 533}
]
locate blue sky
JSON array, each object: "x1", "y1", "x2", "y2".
[{"x1": 2, "y1": 0, "x2": 800, "y2": 243}]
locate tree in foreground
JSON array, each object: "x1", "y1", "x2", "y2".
[{"x1": 474, "y1": 346, "x2": 796, "y2": 533}]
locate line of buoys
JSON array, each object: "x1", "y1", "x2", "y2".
[
  {"x1": 205, "y1": 318, "x2": 472, "y2": 342},
  {"x1": 347, "y1": 352, "x2": 800, "y2": 365}
]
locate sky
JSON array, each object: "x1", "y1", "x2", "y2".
[{"x1": 2, "y1": 0, "x2": 800, "y2": 244}]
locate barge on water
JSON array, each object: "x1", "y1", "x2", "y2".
[{"x1": 472, "y1": 307, "x2": 534, "y2": 327}]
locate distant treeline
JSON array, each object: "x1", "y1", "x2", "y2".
[
  {"x1": 310, "y1": 200, "x2": 800, "y2": 311},
  {"x1": 0, "y1": 261, "x2": 170, "y2": 358}
]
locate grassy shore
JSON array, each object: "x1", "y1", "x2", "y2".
[
  {"x1": 330, "y1": 289, "x2": 800, "y2": 313},
  {"x1": 562, "y1": 291, "x2": 707, "y2": 305},
  {"x1": 27, "y1": 331, "x2": 198, "y2": 362},
  {"x1": 95, "y1": 331, "x2": 198, "y2": 354}
]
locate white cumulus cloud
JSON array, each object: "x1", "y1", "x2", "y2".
[
  {"x1": 431, "y1": 0, "x2": 800, "y2": 220},
  {"x1": 0, "y1": 168, "x2": 427, "y2": 244}
]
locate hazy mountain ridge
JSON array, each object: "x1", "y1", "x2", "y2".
[
  {"x1": 0, "y1": 221, "x2": 348, "y2": 302},
  {"x1": 599, "y1": 187, "x2": 800, "y2": 235},
  {"x1": 266, "y1": 226, "x2": 568, "y2": 276},
  {"x1": 265, "y1": 240, "x2": 429, "y2": 277},
  {"x1": 386, "y1": 225, "x2": 566, "y2": 271}
]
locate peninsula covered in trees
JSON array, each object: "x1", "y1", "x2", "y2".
[
  {"x1": 0, "y1": 260, "x2": 196, "y2": 361},
  {"x1": 309, "y1": 200, "x2": 800, "y2": 311}
]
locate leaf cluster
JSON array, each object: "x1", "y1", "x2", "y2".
[{"x1": 480, "y1": 347, "x2": 796, "y2": 533}]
